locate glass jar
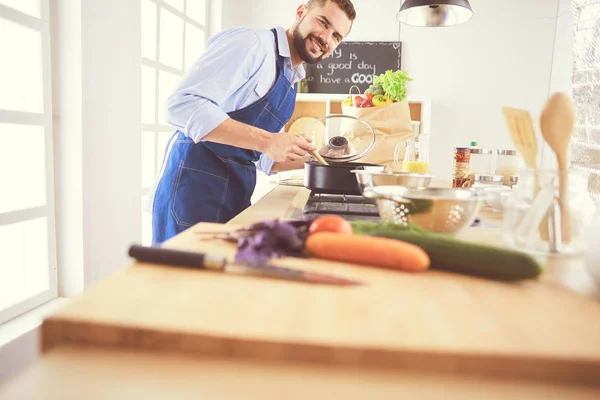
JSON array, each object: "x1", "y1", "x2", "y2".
[
  {"x1": 502, "y1": 168, "x2": 596, "y2": 256},
  {"x1": 496, "y1": 149, "x2": 522, "y2": 186},
  {"x1": 472, "y1": 174, "x2": 504, "y2": 188},
  {"x1": 470, "y1": 148, "x2": 493, "y2": 175},
  {"x1": 401, "y1": 137, "x2": 430, "y2": 173},
  {"x1": 452, "y1": 147, "x2": 471, "y2": 188}
]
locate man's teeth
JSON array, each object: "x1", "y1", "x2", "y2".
[{"x1": 311, "y1": 38, "x2": 321, "y2": 52}]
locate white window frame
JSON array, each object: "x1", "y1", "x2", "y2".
[
  {"x1": 0, "y1": 0, "x2": 58, "y2": 324},
  {"x1": 141, "y1": 0, "x2": 211, "y2": 196},
  {"x1": 141, "y1": 0, "x2": 210, "y2": 243}
]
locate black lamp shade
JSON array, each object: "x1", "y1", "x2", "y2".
[{"x1": 397, "y1": 0, "x2": 474, "y2": 27}]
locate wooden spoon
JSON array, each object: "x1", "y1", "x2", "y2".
[
  {"x1": 309, "y1": 149, "x2": 329, "y2": 166},
  {"x1": 539, "y1": 92, "x2": 576, "y2": 244},
  {"x1": 291, "y1": 131, "x2": 329, "y2": 165}
]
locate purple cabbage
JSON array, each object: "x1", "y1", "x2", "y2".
[{"x1": 233, "y1": 219, "x2": 313, "y2": 265}]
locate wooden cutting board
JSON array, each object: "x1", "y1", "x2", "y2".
[{"x1": 42, "y1": 223, "x2": 600, "y2": 385}]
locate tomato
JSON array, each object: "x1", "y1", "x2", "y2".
[
  {"x1": 308, "y1": 215, "x2": 354, "y2": 235},
  {"x1": 364, "y1": 93, "x2": 374, "y2": 101}
]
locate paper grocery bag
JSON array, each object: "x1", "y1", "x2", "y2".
[{"x1": 341, "y1": 100, "x2": 413, "y2": 166}]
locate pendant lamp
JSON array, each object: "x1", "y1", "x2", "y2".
[{"x1": 397, "y1": 0, "x2": 474, "y2": 27}]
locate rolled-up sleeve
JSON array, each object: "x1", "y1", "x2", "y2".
[
  {"x1": 256, "y1": 153, "x2": 276, "y2": 175},
  {"x1": 165, "y1": 29, "x2": 265, "y2": 143}
]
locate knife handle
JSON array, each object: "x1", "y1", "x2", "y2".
[{"x1": 128, "y1": 245, "x2": 226, "y2": 271}]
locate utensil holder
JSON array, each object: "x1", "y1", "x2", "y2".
[{"x1": 502, "y1": 168, "x2": 595, "y2": 256}]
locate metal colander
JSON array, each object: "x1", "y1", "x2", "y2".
[{"x1": 364, "y1": 187, "x2": 484, "y2": 234}]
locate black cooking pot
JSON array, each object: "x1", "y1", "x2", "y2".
[{"x1": 304, "y1": 161, "x2": 385, "y2": 195}]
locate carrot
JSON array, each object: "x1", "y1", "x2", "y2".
[{"x1": 305, "y1": 232, "x2": 430, "y2": 272}]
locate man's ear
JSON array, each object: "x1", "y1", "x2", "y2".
[{"x1": 296, "y1": 4, "x2": 307, "y2": 21}]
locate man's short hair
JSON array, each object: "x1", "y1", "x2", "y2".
[{"x1": 306, "y1": 0, "x2": 356, "y2": 22}]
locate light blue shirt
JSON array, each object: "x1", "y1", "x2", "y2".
[{"x1": 165, "y1": 26, "x2": 306, "y2": 174}]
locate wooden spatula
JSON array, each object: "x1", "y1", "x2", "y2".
[
  {"x1": 540, "y1": 93, "x2": 575, "y2": 244},
  {"x1": 309, "y1": 149, "x2": 329, "y2": 166},
  {"x1": 502, "y1": 107, "x2": 538, "y2": 172},
  {"x1": 502, "y1": 107, "x2": 548, "y2": 239},
  {"x1": 291, "y1": 131, "x2": 329, "y2": 165}
]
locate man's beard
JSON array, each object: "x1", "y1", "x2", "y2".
[{"x1": 293, "y1": 28, "x2": 327, "y2": 65}]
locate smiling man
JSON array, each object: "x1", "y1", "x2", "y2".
[{"x1": 150, "y1": 1, "x2": 356, "y2": 243}]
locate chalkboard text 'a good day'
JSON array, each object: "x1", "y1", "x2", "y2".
[{"x1": 303, "y1": 42, "x2": 402, "y2": 94}]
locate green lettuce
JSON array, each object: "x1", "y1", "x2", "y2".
[{"x1": 373, "y1": 70, "x2": 412, "y2": 102}]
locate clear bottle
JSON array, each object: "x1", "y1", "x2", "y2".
[
  {"x1": 401, "y1": 137, "x2": 430, "y2": 173},
  {"x1": 394, "y1": 137, "x2": 430, "y2": 173}
]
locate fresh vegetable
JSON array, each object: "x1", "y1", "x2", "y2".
[
  {"x1": 373, "y1": 70, "x2": 412, "y2": 103},
  {"x1": 351, "y1": 220, "x2": 430, "y2": 235},
  {"x1": 353, "y1": 96, "x2": 364, "y2": 107},
  {"x1": 360, "y1": 99, "x2": 373, "y2": 108},
  {"x1": 364, "y1": 83, "x2": 385, "y2": 96},
  {"x1": 308, "y1": 215, "x2": 353, "y2": 235},
  {"x1": 342, "y1": 96, "x2": 353, "y2": 106},
  {"x1": 372, "y1": 94, "x2": 392, "y2": 107},
  {"x1": 305, "y1": 232, "x2": 430, "y2": 272},
  {"x1": 364, "y1": 93, "x2": 374, "y2": 102},
  {"x1": 350, "y1": 222, "x2": 543, "y2": 281},
  {"x1": 204, "y1": 219, "x2": 312, "y2": 265}
]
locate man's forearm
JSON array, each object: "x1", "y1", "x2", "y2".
[
  {"x1": 270, "y1": 158, "x2": 308, "y2": 172},
  {"x1": 203, "y1": 118, "x2": 271, "y2": 153}
]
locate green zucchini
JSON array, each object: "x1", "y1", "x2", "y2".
[{"x1": 350, "y1": 222, "x2": 543, "y2": 281}]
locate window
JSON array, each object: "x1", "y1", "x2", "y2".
[
  {"x1": 140, "y1": 0, "x2": 208, "y2": 244},
  {"x1": 0, "y1": 0, "x2": 57, "y2": 324}
]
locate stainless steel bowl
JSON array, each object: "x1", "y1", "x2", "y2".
[
  {"x1": 351, "y1": 170, "x2": 433, "y2": 192},
  {"x1": 363, "y1": 187, "x2": 484, "y2": 234}
]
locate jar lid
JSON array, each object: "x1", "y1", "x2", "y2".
[
  {"x1": 454, "y1": 147, "x2": 471, "y2": 151},
  {"x1": 497, "y1": 149, "x2": 518, "y2": 155},
  {"x1": 470, "y1": 148, "x2": 493, "y2": 155},
  {"x1": 474, "y1": 174, "x2": 504, "y2": 182}
]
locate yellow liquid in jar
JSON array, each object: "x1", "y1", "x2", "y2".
[{"x1": 401, "y1": 161, "x2": 430, "y2": 173}]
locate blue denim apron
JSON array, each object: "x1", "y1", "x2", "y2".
[{"x1": 152, "y1": 29, "x2": 296, "y2": 244}]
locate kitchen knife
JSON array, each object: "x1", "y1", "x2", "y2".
[{"x1": 128, "y1": 245, "x2": 362, "y2": 286}]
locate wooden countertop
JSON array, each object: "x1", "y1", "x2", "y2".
[
  {"x1": 34, "y1": 185, "x2": 600, "y2": 388},
  {"x1": 2, "y1": 344, "x2": 599, "y2": 399}
]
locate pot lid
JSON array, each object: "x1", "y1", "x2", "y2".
[{"x1": 302, "y1": 114, "x2": 376, "y2": 163}]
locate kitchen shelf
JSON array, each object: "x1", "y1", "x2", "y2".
[{"x1": 287, "y1": 93, "x2": 432, "y2": 136}]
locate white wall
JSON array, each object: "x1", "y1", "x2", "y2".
[
  {"x1": 52, "y1": 0, "x2": 142, "y2": 293},
  {"x1": 220, "y1": 0, "x2": 571, "y2": 179},
  {"x1": 79, "y1": 0, "x2": 142, "y2": 284}
]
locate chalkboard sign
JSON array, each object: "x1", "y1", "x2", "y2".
[{"x1": 303, "y1": 41, "x2": 402, "y2": 95}]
